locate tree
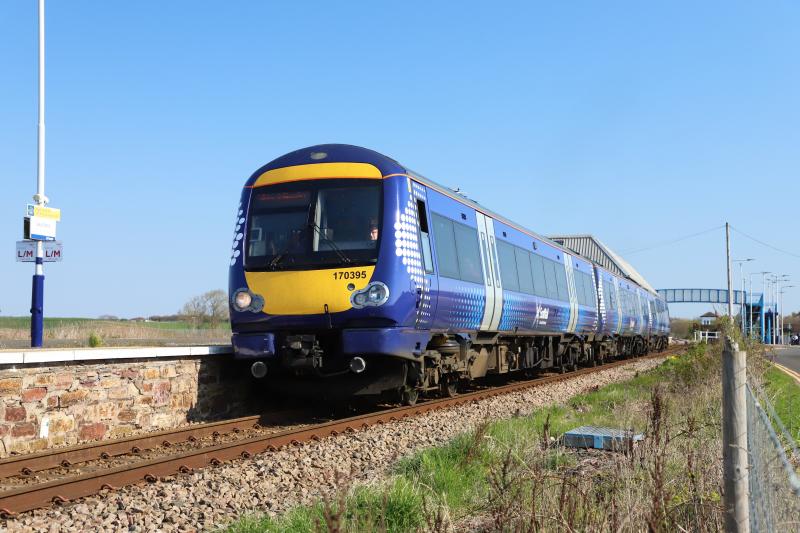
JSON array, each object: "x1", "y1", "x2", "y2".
[{"x1": 180, "y1": 290, "x2": 229, "y2": 327}]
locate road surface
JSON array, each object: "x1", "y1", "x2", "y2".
[{"x1": 772, "y1": 346, "x2": 800, "y2": 374}]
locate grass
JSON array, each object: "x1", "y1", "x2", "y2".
[
  {"x1": 223, "y1": 344, "x2": 729, "y2": 532},
  {"x1": 227, "y1": 478, "x2": 425, "y2": 533},
  {"x1": 763, "y1": 366, "x2": 800, "y2": 444}
]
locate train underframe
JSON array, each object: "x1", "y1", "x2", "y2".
[
  {"x1": 245, "y1": 329, "x2": 670, "y2": 405},
  {"x1": 406, "y1": 331, "x2": 669, "y2": 404}
]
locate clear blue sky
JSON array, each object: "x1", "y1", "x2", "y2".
[{"x1": 1, "y1": 1, "x2": 798, "y2": 319}]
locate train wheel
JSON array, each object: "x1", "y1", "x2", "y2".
[
  {"x1": 401, "y1": 386, "x2": 419, "y2": 406},
  {"x1": 440, "y1": 376, "x2": 458, "y2": 398}
]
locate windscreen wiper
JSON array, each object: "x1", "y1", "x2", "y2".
[
  {"x1": 309, "y1": 221, "x2": 352, "y2": 265},
  {"x1": 267, "y1": 234, "x2": 304, "y2": 270},
  {"x1": 267, "y1": 248, "x2": 291, "y2": 270}
]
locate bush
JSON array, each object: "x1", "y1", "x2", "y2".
[{"x1": 88, "y1": 332, "x2": 103, "y2": 347}]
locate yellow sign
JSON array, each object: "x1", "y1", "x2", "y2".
[{"x1": 26, "y1": 204, "x2": 61, "y2": 221}]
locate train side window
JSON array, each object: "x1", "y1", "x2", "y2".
[
  {"x1": 496, "y1": 240, "x2": 519, "y2": 292},
  {"x1": 416, "y1": 200, "x2": 434, "y2": 274},
  {"x1": 584, "y1": 272, "x2": 597, "y2": 307},
  {"x1": 582, "y1": 273, "x2": 592, "y2": 306},
  {"x1": 530, "y1": 253, "x2": 547, "y2": 297},
  {"x1": 453, "y1": 222, "x2": 483, "y2": 284},
  {"x1": 572, "y1": 270, "x2": 586, "y2": 305},
  {"x1": 612, "y1": 289, "x2": 618, "y2": 310},
  {"x1": 514, "y1": 248, "x2": 534, "y2": 294},
  {"x1": 431, "y1": 213, "x2": 460, "y2": 280},
  {"x1": 543, "y1": 258, "x2": 559, "y2": 301},
  {"x1": 578, "y1": 272, "x2": 588, "y2": 306},
  {"x1": 554, "y1": 260, "x2": 569, "y2": 302},
  {"x1": 578, "y1": 273, "x2": 588, "y2": 306},
  {"x1": 583, "y1": 273, "x2": 593, "y2": 306}
]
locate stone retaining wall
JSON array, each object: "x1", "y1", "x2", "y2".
[{"x1": 0, "y1": 355, "x2": 254, "y2": 456}]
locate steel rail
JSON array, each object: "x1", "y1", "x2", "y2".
[
  {"x1": 0, "y1": 349, "x2": 681, "y2": 517},
  {"x1": 0, "y1": 409, "x2": 307, "y2": 479}
]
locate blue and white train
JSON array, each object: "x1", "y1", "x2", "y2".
[{"x1": 229, "y1": 145, "x2": 669, "y2": 403}]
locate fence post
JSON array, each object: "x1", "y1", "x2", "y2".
[{"x1": 722, "y1": 336, "x2": 750, "y2": 532}]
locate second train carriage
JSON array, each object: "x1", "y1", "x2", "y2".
[{"x1": 229, "y1": 144, "x2": 669, "y2": 402}]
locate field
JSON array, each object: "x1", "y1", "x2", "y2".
[{"x1": 0, "y1": 317, "x2": 230, "y2": 348}]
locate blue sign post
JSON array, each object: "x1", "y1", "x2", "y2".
[{"x1": 30, "y1": 0, "x2": 47, "y2": 348}]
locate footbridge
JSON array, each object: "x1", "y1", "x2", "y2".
[
  {"x1": 657, "y1": 289, "x2": 775, "y2": 343},
  {"x1": 657, "y1": 288, "x2": 745, "y2": 304}
]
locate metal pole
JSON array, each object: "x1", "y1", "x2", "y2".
[
  {"x1": 775, "y1": 278, "x2": 779, "y2": 344},
  {"x1": 733, "y1": 259, "x2": 754, "y2": 336},
  {"x1": 739, "y1": 263, "x2": 745, "y2": 334},
  {"x1": 779, "y1": 288, "x2": 783, "y2": 344},
  {"x1": 748, "y1": 277, "x2": 754, "y2": 338},
  {"x1": 761, "y1": 272, "x2": 768, "y2": 343},
  {"x1": 726, "y1": 223, "x2": 733, "y2": 319},
  {"x1": 780, "y1": 287, "x2": 795, "y2": 344},
  {"x1": 722, "y1": 336, "x2": 750, "y2": 532},
  {"x1": 766, "y1": 276, "x2": 772, "y2": 345},
  {"x1": 769, "y1": 274, "x2": 778, "y2": 344},
  {"x1": 747, "y1": 276, "x2": 753, "y2": 338},
  {"x1": 30, "y1": 0, "x2": 47, "y2": 348}
]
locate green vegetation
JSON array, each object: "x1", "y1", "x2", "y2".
[
  {"x1": 87, "y1": 331, "x2": 103, "y2": 348},
  {"x1": 226, "y1": 479, "x2": 425, "y2": 533},
  {"x1": 763, "y1": 366, "x2": 800, "y2": 443},
  {"x1": 224, "y1": 344, "x2": 728, "y2": 532}
]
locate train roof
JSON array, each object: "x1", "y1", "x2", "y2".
[
  {"x1": 247, "y1": 144, "x2": 661, "y2": 299},
  {"x1": 245, "y1": 144, "x2": 406, "y2": 186},
  {"x1": 548, "y1": 235, "x2": 658, "y2": 295}
]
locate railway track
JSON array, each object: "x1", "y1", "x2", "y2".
[{"x1": 0, "y1": 348, "x2": 683, "y2": 517}]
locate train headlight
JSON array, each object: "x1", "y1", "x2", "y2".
[
  {"x1": 233, "y1": 289, "x2": 253, "y2": 311},
  {"x1": 350, "y1": 282, "x2": 389, "y2": 309},
  {"x1": 250, "y1": 294, "x2": 264, "y2": 313}
]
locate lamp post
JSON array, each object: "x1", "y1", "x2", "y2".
[
  {"x1": 748, "y1": 273, "x2": 764, "y2": 338},
  {"x1": 780, "y1": 286, "x2": 794, "y2": 344},
  {"x1": 733, "y1": 259, "x2": 754, "y2": 335},
  {"x1": 774, "y1": 275, "x2": 790, "y2": 344},
  {"x1": 756, "y1": 272, "x2": 771, "y2": 342},
  {"x1": 767, "y1": 274, "x2": 789, "y2": 344}
]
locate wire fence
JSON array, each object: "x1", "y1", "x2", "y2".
[{"x1": 746, "y1": 381, "x2": 800, "y2": 532}]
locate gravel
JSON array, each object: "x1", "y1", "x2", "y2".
[{"x1": 1, "y1": 357, "x2": 665, "y2": 532}]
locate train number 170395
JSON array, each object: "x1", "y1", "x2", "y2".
[{"x1": 332, "y1": 270, "x2": 368, "y2": 280}]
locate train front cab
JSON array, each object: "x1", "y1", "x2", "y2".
[{"x1": 229, "y1": 154, "x2": 434, "y2": 398}]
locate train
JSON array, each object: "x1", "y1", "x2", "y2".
[{"x1": 228, "y1": 144, "x2": 670, "y2": 404}]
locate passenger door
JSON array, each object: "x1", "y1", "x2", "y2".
[
  {"x1": 563, "y1": 254, "x2": 578, "y2": 333},
  {"x1": 412, "y1": 192, "x2": 438, "y2": 329},
  {"x1": 476, "y1": 212, "x2": 503, "y2": 331}
]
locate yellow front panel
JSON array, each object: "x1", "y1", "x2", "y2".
[
  {"x1": 245, "y1": 266, "x2": 376, "y2": 315},
  {"x1": 253, "y1": 162, "x2": 383, "y2": 188}
]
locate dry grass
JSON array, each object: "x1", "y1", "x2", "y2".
[{"x1": 0, "y1": 318, "x2": 229, "y2": 348}]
